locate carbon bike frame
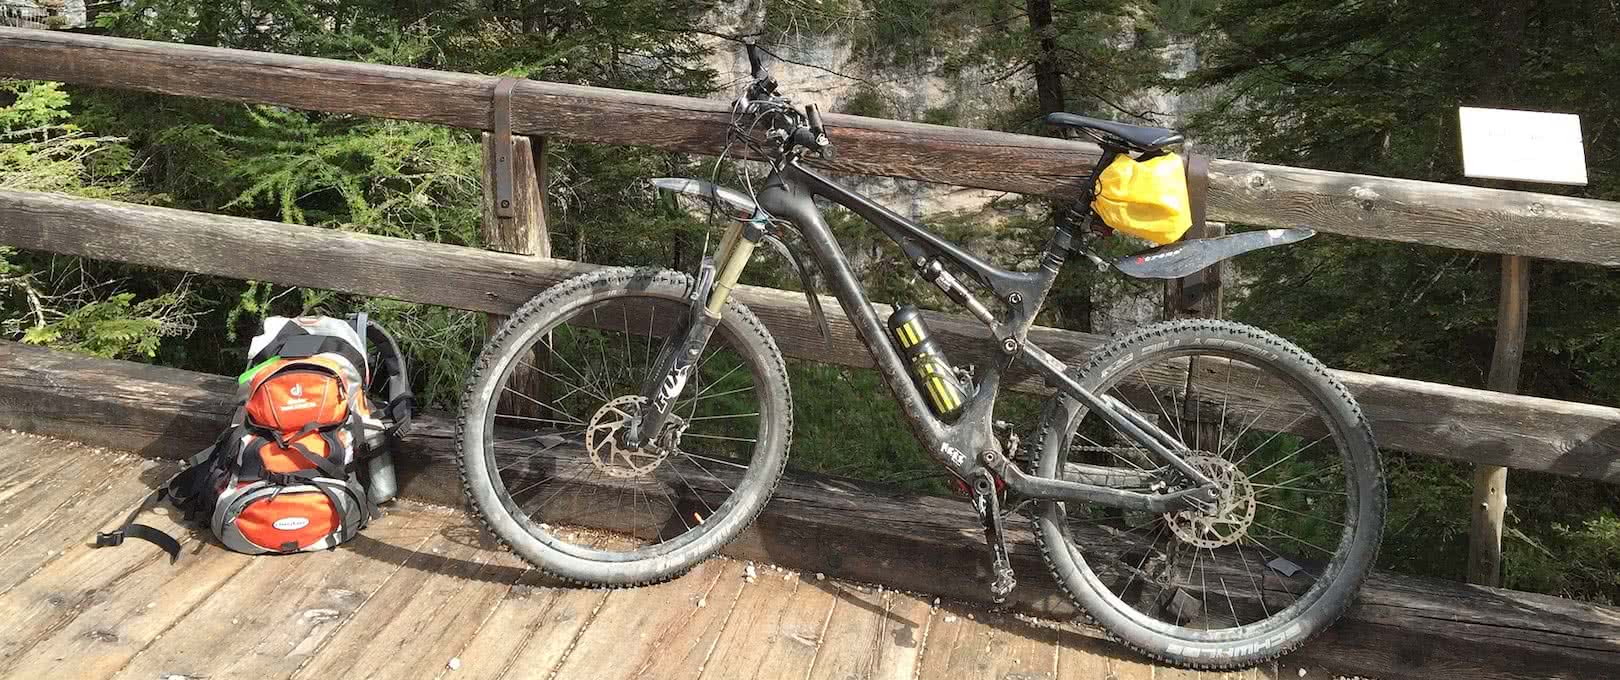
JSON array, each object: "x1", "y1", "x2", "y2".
[{"x1": 739, "y1": 158, "x2": 1220, "y2": 513}]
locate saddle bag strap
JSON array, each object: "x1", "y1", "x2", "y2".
[
  {"x1": 288, "y1": 435, "x2": 350, "y2": 480},
  {"x1": 1185, "y1": 152, "x2": 1210, "y2": 235}
]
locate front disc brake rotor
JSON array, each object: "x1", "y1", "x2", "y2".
[{"x1": 585, "y1": 395, "x2": 674, "y2": 478}]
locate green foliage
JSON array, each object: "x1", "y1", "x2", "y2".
[
  {"x1": 0, "y1": 80, "x2": 196, "y2": 361},
  {"x1": 19, "y1": 292, "x2": 184, "y2": 359},
  {"x1": 840, "y1": 85, "x2": 892, "y2": 118},
  {"x1": 0, "y1": 80, "x2": 137, "y2": 197}
]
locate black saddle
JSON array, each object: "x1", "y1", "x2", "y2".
[{"x1": 1045, "y1": 112, "x2": 1184, "y2": 150}]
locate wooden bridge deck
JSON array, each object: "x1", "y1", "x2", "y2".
[{"x1": 0, "y1": 430, "x2": 1355, "y2": 680}]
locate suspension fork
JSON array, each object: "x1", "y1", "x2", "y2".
[{"x1": 626, "y1": 214, "x2": 767, "y2": 447}]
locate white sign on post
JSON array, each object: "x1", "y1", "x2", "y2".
[{"x1": 1458, "y1": 106, "x2": 1587, "y2": 185}]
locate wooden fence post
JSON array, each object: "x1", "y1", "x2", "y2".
[
  {"x1": 481, "y1": 132, "x2": 550, "y2": 418},
  {"x1": 1163, "y1": 222, "x2": 1225, "y2": 321},
  {"x1": 1165, "y1": 222, "x2": 1225, "y2": 452},
  {"x1": 480, "y1": 133, "x2": 549, "y2": 258},
  {"x1": 1469, "y1": 254, "x2": 1529, "y2": 586}
]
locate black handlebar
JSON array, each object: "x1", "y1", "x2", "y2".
[
  {"x1": 744, "y1": 39, "x2": 765, "y2": 80},
  {"x1": 738, "y1": 40, "x2": 833, "y2": 159},
  {"x1": 805, "y1": 103, "x2": 824, "y2": 134}
]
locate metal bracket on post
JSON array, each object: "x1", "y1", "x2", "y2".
[{"x1": 491, "y1": 77, "x2": 520, "y2": 218}]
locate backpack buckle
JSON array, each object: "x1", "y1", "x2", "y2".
[{"x1": 95, "y1": 531, "x2": 125, "y2": 547}]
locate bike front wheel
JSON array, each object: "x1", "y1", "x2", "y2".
[
  {"x1": 1033, "y1": 319, "x2": 1384, "y2": 669},
  {"x1": 458, "y1": 268, "x2": 792, "y2": 586}
]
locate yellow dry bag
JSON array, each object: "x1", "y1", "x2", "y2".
[{"x1": 1090, "y1": 152, "x2": 1193, "y2": 245}]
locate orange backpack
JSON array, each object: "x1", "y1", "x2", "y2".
[{"x1": 96, "y1": 315, "x2": 413, "y2": 560}]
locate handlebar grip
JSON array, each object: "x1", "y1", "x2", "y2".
[
  {"x1": 805, "y1": 103, "x2": 825, "y2": 133},
  {"x1": 744, "y1": 39, "x2": 764, "y2": 79}
]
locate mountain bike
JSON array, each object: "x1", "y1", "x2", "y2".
[{"x1": 457, "y1": 42, "x2": 1385, "y2": 669}]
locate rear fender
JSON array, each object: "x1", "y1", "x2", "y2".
[{"x1": 1114, "y1": 227, "x2": 1315, "y2": 280}]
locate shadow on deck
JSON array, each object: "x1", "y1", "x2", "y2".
[{"x1": 0, "y1": 431, "x2": 1333, "y2": 680}]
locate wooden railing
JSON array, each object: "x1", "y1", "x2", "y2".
[
  {"x1": 4, "y1": 28, "x2": 1620, "y2": 266},
  {"x1": 2, "y1": 26, "x2": 1619, "y2": 657},
  {"x1": 6, "y1": 189, "x2": 1619, "y2": 482}
]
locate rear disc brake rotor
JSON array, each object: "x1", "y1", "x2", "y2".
[{"x1": 1164, "y1": 455, "x2": 1256, "y2": 549}]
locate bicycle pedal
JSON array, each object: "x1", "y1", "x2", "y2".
[{"x1": 989, "y1": 562, "x2": 1017, "y2": 602}]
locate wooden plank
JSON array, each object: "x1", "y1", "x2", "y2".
[
  {"x1": 0, "y1": 430, "x2": 78, "y2": 493},
  {"x1": 549, "y1": 559, "x2": 736, "y2": 679},
  {"x1": 0, "y1": 501, "x2": 253, "y2": 678},
  {"x1": 8, "y1": 196, "x2": 1620, "y2": 483},
  {"x1": 697, "y1": 571, "x2": 840, "y2": 680},
  {"x1": 10, "y1": 357, "x2": 1620, "y2": 679},
  {"x1": 480, "y1": 132, "x2": 551, "y2": 422},
  {"x1": 0, "y1": 450, "x2": 168, "y2": 594},
  {"x1": 0, "y1": 453, "x2": 150, "y2": 592},
  {"x1": 192, "y1": 504, "x2": 452, "y2": 679},
  {"x1": 916, "y1": 604, "x2": 1057, "y2": 679},
  {"x1": 480, "y1": 133, "x2": 550, "y2": 258},
  {"x1": 631, "y1": 561, "x2": 760, "y2": 680},
  {"x1": 289, "y1": 517, "x2": 512, "y2": 680},
  {"x1": 806, "y1": 583, "x2": 930, "y2": 680},
  {"x1": 4, "y1": 29, "x2": 1620, "y2": 265},
  {"x1": 1205, "y1": 158, "x2": 1620, "y2": 265},
  {"x1": 1470, "y1": 254, "x2": 1530, "y2": 586},
  {"x1": 0, "y1": 28, "x2": 1093, "y2": 201},
  {"x1": 1054, "y1": 626, "x2": 1155, "y2": 680},
  {"x1": 108, "y1": 503, "x2": 444, "y2": 680},
  {"x1": 0, "y1": 436, "x2": 125, "y2": 548},
  {"x1": 111, "y1": 552, "x2": 315, "y2": 679},
  {"x1": 437, "y1": 568, "x2": 611, "y2": 680},
  {"x1": 0, "y1": 504, "x2": 180, "y2": 661}
]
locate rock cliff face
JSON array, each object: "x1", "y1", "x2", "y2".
[
  {"x1": 697, "y1": 2, "x2": 1027, "y2": 221},
  {"x1": 1, "y1": 0, "x2": 84, "y2": 28},
  {"x1": 697, "y1": 3, "x2": 1214, "y2": 333}
]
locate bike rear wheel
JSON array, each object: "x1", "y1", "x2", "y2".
[
  {"x1": 458, "y1": 268, "x2": 792, "y2": 586},
  {"x1": 1033, "y1": 319, "x2": 1384, "y2": 669}
]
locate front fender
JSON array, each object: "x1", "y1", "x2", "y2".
[
  {"x1": 651, "y1": 178, "x2": 764, "y2": 221},
  {"x1": 652, "y1": 177, "x2": 830, "y2": 348}
]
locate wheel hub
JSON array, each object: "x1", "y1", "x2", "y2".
[
  {"x1": 585, "y1": 395, "x2": 685, "y2": 478},
  {"x1": 1163, "y1": 454, "x2": 1256, "y2": 549}
]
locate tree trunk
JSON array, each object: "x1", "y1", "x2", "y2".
[
  {"x1": 1026, "y1": 0, "x2": 1066, "y2": 116},
  {"x1": 1026, "y1": 0, "x2": 1091, "y2": 332}
]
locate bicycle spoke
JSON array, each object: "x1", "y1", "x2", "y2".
[
  {"x1": 1249, "y1": 520, "x2": 1337, "y2": 560},
  {"x1": 475, "y1": 284, "x2": 775, "y2": 564},
  {"x1": 1255, "y1": 500, "x2": 1347, "y2": 529},
  {"x1": 687, "y1": 411, "x2": 760, "y2": 421},
  {"x1": 1245, "y1": 434, "x2": 1331, "y2": 480},
  {"x1": 682, "y1": 432, "x2": 758, "y2": 444},
  {"x1": 1045, "y1": 338, "x2": 1374, "y2": 639}
]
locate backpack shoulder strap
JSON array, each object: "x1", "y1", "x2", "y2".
[
  {"x1": 360, "y1": 316, "x2": 415, "y2": 437},
  {"x1": 92, "y1": 440, "x2": 223, "y2": 563}
]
